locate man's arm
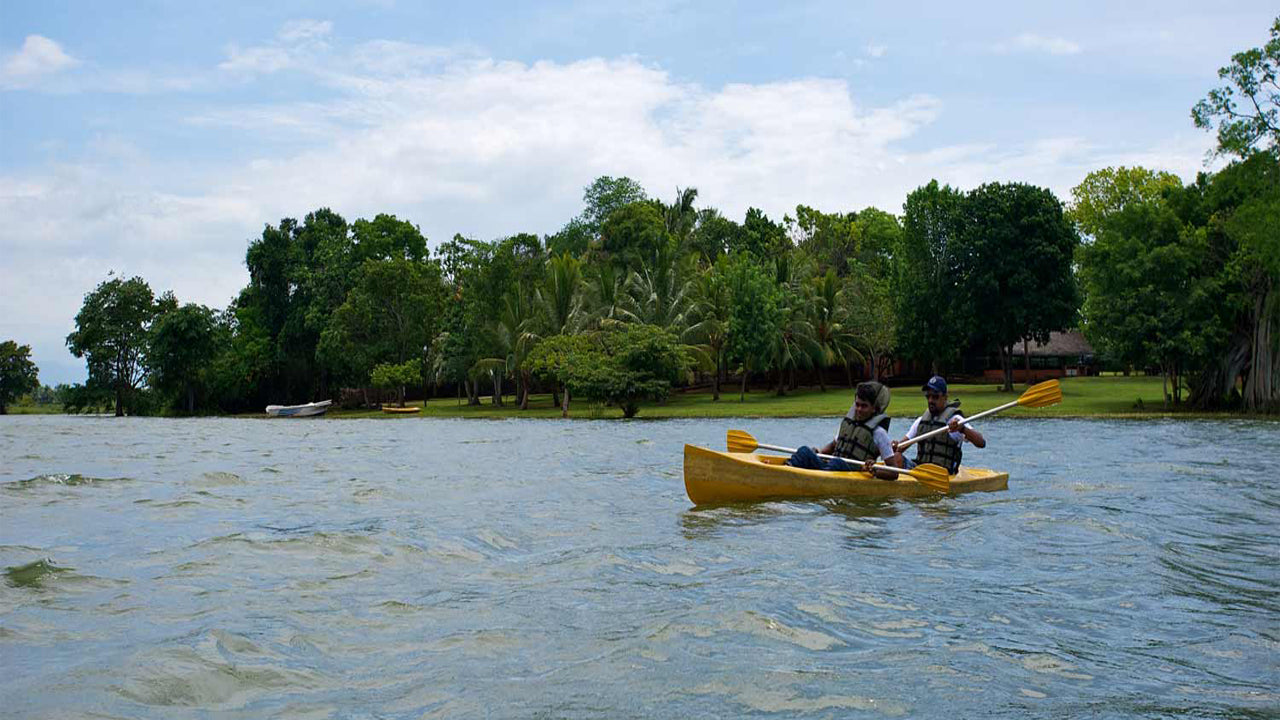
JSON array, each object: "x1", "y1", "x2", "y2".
[{"x1": 947, "y1": 416, "x2": 986, "y2": 448}]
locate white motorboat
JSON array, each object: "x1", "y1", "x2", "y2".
[{"x1": 265, "y1": 399, "x2": 332, "y2": 417}]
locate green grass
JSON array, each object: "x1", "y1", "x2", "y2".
[
  {"x1": 327, "y1": 376, "x2": 1262, "y2": 420},
  {"x1": 3, "y1": 403, "x2": 63, "y2": 415}
]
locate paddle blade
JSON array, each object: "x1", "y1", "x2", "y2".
[
  {"x1": 726, "y1": 429, "x2": 759, "y2": 454},
  {"x1": 908, "y1": 463, "x2": 951, "y2": 492},
  {"x1": 1017, "y1": 379, "x2": 1062, "y2": 409}
]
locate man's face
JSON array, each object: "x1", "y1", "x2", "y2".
[
  {"x1": 925, "y1": 391, "x2": 946, "y2": 415},
  {"x1": 854, "y1": 398, "x2": 873, "y2": 421}
]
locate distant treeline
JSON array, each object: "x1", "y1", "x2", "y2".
[{"x1": 5, "y1": 18, "x2": 1276, "y2": 417}]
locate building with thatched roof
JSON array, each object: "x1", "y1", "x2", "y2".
[{"x1": 977, "y1": 330, "x2": 1097, "y2": 382}]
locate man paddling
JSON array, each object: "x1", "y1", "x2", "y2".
[
  {"x1": 887, "y1": 375, "x2": 985, "y2": 475},
  {"x1": 786, "y1": 381, "x2": 901, "y2": 472}
]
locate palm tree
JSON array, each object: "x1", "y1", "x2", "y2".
[
  {"x1": 583, "y1": 262, "x2": 638, "y2": 329},
  {"x1": 683, "y1": 268, "x2": 732, "y2": 400},
  {"x1": 664, "y1": 187, "x2": 699, "y2": 249},
  {"x1": 530, "y1": 253, "x2": 586, "y2": 416},
  {"x1": 536, "y1": 253, "x2": 586, "y2": 338},
  {"x1": 626, "y1": 241, "x2": 696, "y2": 334},
  {"x1": 809, "y1": 269, "x2": 864, "y2": 391}
]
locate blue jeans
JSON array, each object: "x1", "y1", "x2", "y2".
[{"x1": 785, "y1": 446, "x2": 854, "y2": 472}]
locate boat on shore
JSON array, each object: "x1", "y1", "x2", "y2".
[
  {"x1": 265, "y1": 400, "x2": 332, "y2": 417},
  {"x1": 683, "y1": 444, "x2": 1008, "y2": 504},
  {"x1": 381, "y1": 405, "x2": 421, "y2": 414}
]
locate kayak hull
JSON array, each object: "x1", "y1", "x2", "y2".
[
  {"x1": 683, "y1": 444, "x2": 1008, "y2": 504},
  {"x1": 381, "y1": 406, "x2": 421, "y2": 414}
]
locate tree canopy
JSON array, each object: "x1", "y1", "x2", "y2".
[{"x1": 0, "y1": 340, "x2": 40, "y2": 414}]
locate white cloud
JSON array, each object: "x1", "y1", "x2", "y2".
[
  {"x1": 1, "y1": 35, "x2": 78, "y2": 89},
  {"x1": 219, "y1": 18, "x2": 334, "y2": 75},
  {"x1": 865, "y1": 43, "x2": 887, "y2": 58},
  {"x1": 278, "y1": 19, "x2": 333, "y2": 43},
  {"x1": 997, "y1": 33, "x2": 1082, "y2": 56},
  {"x1": 0, "y1": 26, "x2": 1217, "y2": 384}
]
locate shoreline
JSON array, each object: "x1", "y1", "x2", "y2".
[{"x1": 9, "y1": 377, "x2": 1276, "y2": 421}]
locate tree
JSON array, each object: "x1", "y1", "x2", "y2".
[
  {"x1": 66, "y1": 275, "x2": 160, "y2": 416},
  {"x1": 1077, "y1": 201, "x2": 1221, "y2": 406},
  {"x1": 580, "y1": 324, "x2": 692, "y2": 417},
  {"x1": 526, "y1": 325, "x2": 690, "y2": 418},
  {"x1": 0, "y1": 340, "x2": 39, "y2": 414},
  {"x1": 733, "y1": 207, "x2": 788, "y2": 259},
  {"x1": 525, "y1": 333, "x2": 594, "y2": 417},
  {"x1": 371, "y1": 360, "x2": 421, "y2": 407},
  {"x1": 724, "y1": 255, "x2": 783, "y2": 400},
  {"x1": 319, "y1": 257, "x2": 446, "y2": 392},
  {"x1": 787, "y1": 205, "x2": 857, "y2": 275},
  {"x1": 845, "y1": 267, "x2": 896, "y2": 381},
  {"x1": 687, "y1": 209, "x2": 740, "y2": 264},
  {"x1": 1069, "y1": 166, "x2": 1184, "y2": 239},
  {"x1": 581, "y1": 176, "x2": 648, "y2": 233},
  {"x1": 1192, "y1": 17, "x2": 1280, "y2": 158},
  {"x1": 599, "y1": 200, "x2": 669, "y2": 270},
  {"x1": 964, "y1": 182, "x2": 1081, "y2": 391},
  {"x1": 683, "y1": 264, "x2": 732, "y2": 400},
  {"x1": 897, "y1": 181, "x2": 970, "y2": 373},
  {"x1": 1183, "y1": 152, "x2": 1280, "y2": 412},
  {"x1": 808, "y1": 269, "x2": 862, "y2": 391},
  {"x1": 150, "y1": 303, "x2": 219, "y2": 413}
]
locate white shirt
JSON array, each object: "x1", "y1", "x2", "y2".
[{"x1": 905, "y1": 414, "x2": 969, "y2": 444}]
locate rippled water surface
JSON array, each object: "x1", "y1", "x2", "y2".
[{"x1": 1, "y1": 415, "x2": 1277, "y2": 718}]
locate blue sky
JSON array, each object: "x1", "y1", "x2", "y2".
[{"x1": 2, "y1": 1, "x2": 1275, "y2": 385}]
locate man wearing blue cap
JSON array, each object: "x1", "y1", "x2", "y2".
[{"x1": 890, "y1": 375, "x2": 985, "y2": 474}]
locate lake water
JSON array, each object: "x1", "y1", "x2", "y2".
[{"x1": 1, "y1": 415, "x2": 1276, "y2": 718}]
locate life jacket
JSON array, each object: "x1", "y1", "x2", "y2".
[
  {"x1": 834, "y1": 412, "x2": 890, "y2": 462},
  {"x1": 914, "y1": 400, "x2": 963, "y2": 473}
]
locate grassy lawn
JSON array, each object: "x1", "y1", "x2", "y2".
[
  {"x1": 328, "y1": 375, "x2": 1250, "y2": 420},
  {"x1": 4, "y1": 403, "x2": 64, "y2": 415}
]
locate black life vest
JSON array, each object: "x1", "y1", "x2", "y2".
[
  {"x1": 914, "y1": 401, "x2": 963, "y2": 473},
  {"x1": 834, "y1": 412, "x2": 890, "y2": 462}
]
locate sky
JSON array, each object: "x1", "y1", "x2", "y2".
[{"x1": 1, "y1": 1, "x2": 1275, "y2": 385}]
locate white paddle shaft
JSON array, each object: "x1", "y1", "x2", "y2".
[
  {"x1": 756, "y1": 441, "x2": 901, "y2": 475},
  {"x1": 896, "y1": 398, "x2": 1018, "y2": 451}
]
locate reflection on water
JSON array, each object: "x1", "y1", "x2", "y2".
[{"x1": 0, "y1": 415, "x2": 1276, "y2": 718}]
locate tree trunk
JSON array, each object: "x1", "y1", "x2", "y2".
[
  {"x1": 775, "y1": 367, "x2": 786, "y2": 397},
  {"x1": 561, "y1": 383, "x2": 570, "y2": 418},
  {"x1": 711, "y1": 354, "x2": 721, "y2": 402},
  {"x1": 1023, "y1": 337, "x2": 1031, "y2": 386},
  {"x1": 740, "y1": 368, "x2": 748, "y2": 402},
  {"x1": 869, "y1": 352, "x2": 879, "y2": 382},
  {"x1": 520, "y1": 370, "x2": 531, "y2": 410},
  {"x1": 398, "y1": 384, "x2": 405, "y2": 407},
  {"x1": 998, "y1": 344, "x2": 1013, "y2": 392},
  {"x1": 187, "y1": 382, "x2": 195, "y2": 414},
  {"x1": 466, "y1": 379, "x2": 480, "y2": 406},
  {"x1": 492, "y1": 370, "x2": 503, "y2": 407},
  {"x1": 1244, "y1": 288, "x2": 1277, "y2": 412},
  {"x1": 115, "y1": 387, "x2": 124, "y2": 417},
  {"x1": 1162, "y1": 366, "x2": 1170, "y2": 410}
]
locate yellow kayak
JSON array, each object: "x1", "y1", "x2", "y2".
[
  {"x1": 683, "y1": 444, "x2": 1008, "y2": 504},
  {"x1": 381, "y1": 406, "x2": 421, "y2": 414}
]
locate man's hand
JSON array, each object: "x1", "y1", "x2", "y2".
[
  {"x1": 947, "y1": 417, "x2": 962, "y2": 433},
  {"x1": 862, "y1": 459, "x2": 875, "y2": 474}
]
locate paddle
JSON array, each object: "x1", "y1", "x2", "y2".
[
  {"x1": 725, "y1": 429, "x2": 951, "y2": 492},
  {"x1": 896, "y1": 379, "x2": 1062, "y2": 452}
]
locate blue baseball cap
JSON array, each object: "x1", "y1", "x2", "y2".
[{"x1": 921, "y1": 375, "x2": 948, "y2": 394}]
